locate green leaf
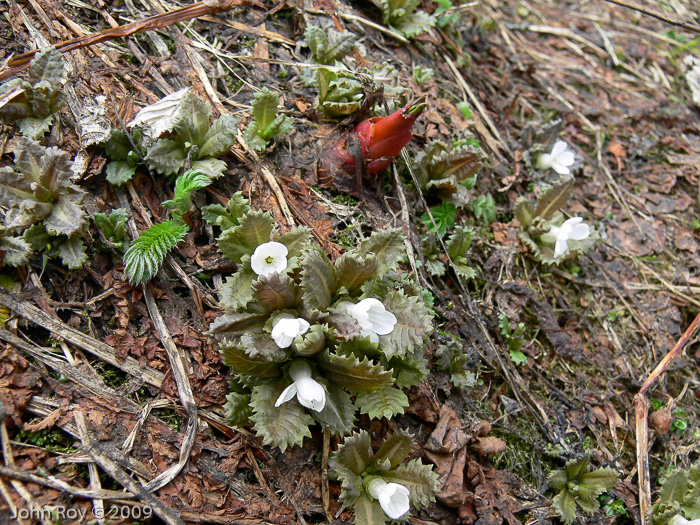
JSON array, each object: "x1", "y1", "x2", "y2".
[
  {"x1": 224, "y1": 391, "x2": 252, "y2": 427},
  {"x1": 18, "y1": 116, "x2": 53, "y2": 138},
  {"x1": 123, "y1": 220, "x2": 189, "y2": 284},
  {"x1": 335, "y1": 252, "x2": 378, "y2": 292},
  {"x1": 45, "y1": 195, "x2": 86, "y2": 236},
  {"x1": 173, "y1": 90, "x2": 211, "y2": 147},
  {"x1": 276, "y1": 226, "x2": 314, "y2": 258},
  {"x1": 384, "y1": 459, "x2": 440, "y2": 508},
  {"x1": 202, "y1": 192, "x2": 250, "y2": 231},
  {"x1": 357, "y1": 228, "x2": 404, "y2": 277},
  {"x1": 104, "y1": 129, "x2": 135, "y2": 160},
  {"x1": 219, "y1": 339, "x2": 284, "y2": 378},
  {"x1": 163, "y1": 170, "x2": 211, "y2": 216},
  {"x1": 106, "y1": 160, "x2": 137, "y2": 186},
  {"x1": 243, "y1": 122, "x2": 268, "y2": 151},
  {"x1": 659, "y1": 468, "x2": 691, "y2": 503},
  {"x1": 316, "y1": 351, "x2": 393, "y2": 393},
  {"x1": 240, "y1": 331, "x2": 290, "y2": 361},
  {"x1": 331, "y1": 430, "x2": 373, "y2": 476},
  {"x1": 208, "y1": 311, "x2": 268, "y2": 340},
  {"x1": 305, "y1": 25, "x2": 357, "y2": 64},
  {"x1": 294, "y1": 324, "x2": 326, "y2": 356},
  {"x1": 23, "y1": 224, "x2": 51, "y2": 251},
  {"x1": 421, "y1": 202, "x2": 456, "y2": 237},
  {"x1": 145, "y1": 138, "x2": 185, "y2": 176},
  {"x1": 218, "y1": 210, "x2": 274, "y2": 263},
  {"x1": 535, "y1": 178, "x2": 574, "y2": 220},
  {"x1": 250, "y1": 382, "x2": 314, "y2": 451},
  {"x1": 370, "y1": 432, "x2": 413, "y2": 470},
  {"x1": 355, "y1": 387, "x2": 408, "y2": 419},
  {"x1": 388, "y1": 355, "x2": 427, "y2": 388},
  {"x1": 378, "y1": 290, "x2": 433, "y2": 359},
  {"x1": 28, "y1": 47, "x2": 66, "y2": 88},
  {"x1": 312, "y1": 381, "x2": 355, "y2": 435},
  {"x1": 0, "y1": 235, "x2": 32, "y2": 266},
  {"x1": 190, "y1": 158, "x2": 228, "y2": 180},
  {"x1": 514, "y1": 197, "x2": 535, "y2": 228},
  {"x1": 56, "y1": 235, "x2": 87, "y2": 269},
  {"x1": 253, "y1": 272, "x2": 299, "y2": 311},
  {"x1": 251, "y1": 88, "x2": 282, "y2": 134},
  {"x1": 579, "y1": 467, "x2": 619, "y2": 491},
  {"x1": 446, "y1": 225, "x2": 474, "y2": 259},
  {"x1": 353, "y1": 495, "x2": 387, "y2": 525},
  {"x1": 552, "y1": 489, "x2": 577, "y2": 525},
  {"x1": 198, "y1": 114, "x2": 238, "y2": 158},
  {"x1": 299, "y1": 247, "x2": 337, "y2": 310},
  {"x1": 219, "y1": 267, "x2": 256, "y2": 310}
]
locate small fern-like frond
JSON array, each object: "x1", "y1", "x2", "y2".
[
  {"x1": 124, "y1": 220, "x2": 189, "y2": 284},
  {"x1": 162, "y1": 169, "x2": 211, "y2": 215}
]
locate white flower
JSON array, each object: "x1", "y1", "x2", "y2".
[
  {"x1": 271, "y1": 314, "x2": 310, "y2": 348},
  {"x1": 367, "y1": 478, "x2": 411, "y2": 520},
  {"x1": 669, "y1": 516, "x2": 700, "y2": 525},
  {"x1": 339, "y1": 298, "x2": 397, "y2": 343},
  {"x1": 250, "y1": 241, "x2": 288, "y2": 276},
  {"x1": 537, "y1": 140, "x2": 576, "y2": 175},
  {"x1": 544, "y1": 217, "x2": 591, "y2": 258},
  {"x1": 275, "y1": 360, "x2": 326, "y2": 412}
]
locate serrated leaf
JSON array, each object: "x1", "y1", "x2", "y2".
[
  {"x1": 190, "y1": 158, "x2": 228, "y2": 180},
  {"x1": 316, "y1": 350, "x2": 393, "y2": 393},
  {"x1": 243, "y1": 122, "x2": 268, "y2": 151},
  {"x1": 384, "y1": 459, "x2": 439, "y2": 508},
  {"x1": 353, "y1": 495, "x2": 387, "y2": 525},
  {"x1": 224, "y1": 391, "x2": 252, "y2": 427},
  {"x1": 446, "y1": 226, "x2": 474, "y2": 259},
  {"x1": 276, "y1": 226, "x2": 313, "y2": 258},
  {"x1": 253, "y1": 272, "x2": 298, "y2": 311},
  {"x1": 312, "y1": 382, "x2": 355, "y2": 435},
  {"x1": 294, "y1": 324, "x2": 325, "y2": 356},
  {"x1": 355, "y1": 387, "x2": 408, "y2": 419},
  {"x1": 300, "y1": 248, "x2": 337, "y2": 309},
  {"x1": 659, "y1": 468, "x2": 691, "y2": 503},
  {"x1": 208, "y1": 311, "x2": 268, "y2": 340},
  {"x1": 357, "y1": 228, "x2": 405, "y2": 277},
  {"x1": 123, "y1": 220, "x2": 189, "y2": 283},
  {"x1": 23, "y1": 224, "x2": 51, "y2": 251},
  {"x1": 331, "y1": 430, "x2": 373, "y2": 476},
  {"x1": 219, "y1": 339, "x2": 284, "y2": 378},
  {"x1": 28, "y1": 48, "x2": 66, "y2": 88},
  {"x1": 425, "y1": 258, "x2": 445, "y2": 277},
  {"x1": 392, "y1": 11, "x2": 435, "y2": 38},
  {"x1": 199, "y1": 114, "x2": 237, "y2": 158},
  {"x1": 335, "y1": 252, "x2": 378, "y2": 292},
  {"x1": 306, "y1": 25, "x2": 356, "y2": 64},
  {"x1": 370, "y1": 432, "x2": 413, "y2": 470},
  {"x1": 378, "y1": 290, "x2": 433, "y2": 359},
  {"x1": 218, "y1": 210, "x2": 274, "y2": 263},
  {"x1": 250, "y1": 382, "x2": 314, "y2": 451},
  {"x1": 45, "y1": 195, "x2": 86, "y2": 236},
  {"x1": 579, "y1": 467, "x2": 619, "y2": 491},
  {"x1": 552, "y1": 489, "x2": 577, "y2": 525},
  {"x1": 240, "y1": 331, "x2": 290, "y2": 361},
  {"x1": 56, "y1": 235, "x2": 87, "y2": 269},
  {"x1": 129, "y1": 88, "x2": 189, "y2": 139},
  {"x1": 515, "y1": 198, "x2": 535, "y2": 227},
  {"x1": 173, "y1": 90, "x2": 210, "y2": 146},
  {"x1": 104, "y1": 129, "x2": 135, "y2": 160},
  {"x1": 566, "y1": 455, "x2": 591, "y2": 480},
  {"x1": 18, "y1": 116, "x2": 53, "y2": 138},
  {"x1": 388, "y1": 355, "x2": 427, "y2": 388},
  {"x1": 0, "y1": 235, "x2": 32, "y2": 266},
  {"x1": 106, "y1": 160, "x2": 137, "y2": 185},
  {"x1": 219, "y1": 268, "x2": 256, "y2": 310},
  {"x1": 251, "y1": 88, "x2": 282, "y2": 133},
  {"x1": 535, "y1": 178, "x2": 575, "y2": 220},
  {"x1": 145, "y1": 138, "x2": 185, "y2": 176}
]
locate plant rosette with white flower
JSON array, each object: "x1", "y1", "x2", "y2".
[
  {"x1": 540, "y1": 217, "x2": 591, "y2": 258},
  {"x1": 536, "y1": 140, "x2": 576, "y2": 175},
  {"x1": 337, "y1": 298, "x2": 398, "y2": 343}
]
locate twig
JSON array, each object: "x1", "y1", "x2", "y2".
[
  {"x1": 74, "y1": 411, "x2": 105, "y2": 524},
  {"x1": 245, "y1": 447, "x2": 282, "y2": 509},
  {"x1": 634, "y1": 312, "x2": 700, "y2": 525},
  {"x1": 322, "y1": 429, "x2": 332, "y2": 523},
  {"x1": 601, "y1": 0, "x2": 700, "y2": 33}
]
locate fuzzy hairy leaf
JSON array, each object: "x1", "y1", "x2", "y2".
[
  {"x1": 129, "y1": 88, "x2": 188, "y2": 139},
  {"x1": 370, "y1": 432, "x2": 413, "y2": 470},
  {"x1": 162, "y1": 170, "x2": 211, "y2": 216},
  {"x1": 219, "y1": 339, "x2": 284, "y2": 378},
  {"x1": 335, "y1": 252, "x2": 378, "y2": 292},
  {"x1": 312, "y1": 382, "x2": 355, "y2": 435},
  {"x1": 224, "y1": 391, "x2": 252, "y2": 427},
  {"x1": 552, "y1": 489, "x2": 577, "y2": 525},
  {"x1": 145, "y1": 138, "x2": 186, "y2": 176},
  {"x1": 250, "y1": 382, "x2": 314, "y2": 451},
  {"x1": 384, "y1": 459, "x2": 440, "y2": 509},
  {"x1": 353, "y1": 496, "x2": 387, "y2": 525},
  {"x1": 294, "y1": 324, "x2": 326, "y2": 356},
  {"x1": 45, "y1": 195, "x2": 86, "y2": 236},
  {"x1": 190, "y1": 158, "x2": 228, "y2": 180},
  {"x1": 317, "y1": 351, "x2": 393, "y2": 393},
  {"x1": 23, "y1": 224, "x2": 51, "y2": 251},
  {"x1": 56, "y1": 235, "x2": 87, "y2": 269},
  {"x1": 446, "y1": 226, "x2": 474, "y2": 259},
  {"x1": 300, "y1": 248, "x2": 337, "y2": 309},
  {"x1": 123, "y1": 220, "x2": 189, "y2": 283},
  {"x1": 28, "y1": 48, "x2": 66, "y2": 89},
  {"x1": 208, "y1": 311, "x2": 268, "y2": 340},
  {"x1": 357, "y1": 228, "x2": 404, "y2": 277},
  {"x1": 378, "y1": 290, "x2": 433, "y2": 359},
  {"x1": 239, "y1": 332, "x2": 289, "y2": 362},
  {"x1": 659, "y1": 468, "x2": 691, "y2": 503},
  {"x1": 578, "y1": 467, "x2": 619, "y2": 492},
  {"x1": 305, "y1": 25, "x2": 357, "y2": 64},
  {"x1": 106, "y1": 160, "x2": 137, "y2": 186},
  {"x1": 355, "y1": 387, "x2": 408, "y2": 419},
  {"x1": 331, "y1": 430, "x2": 373, "y2": 476},
  {"x1": 317, "y1": 68, "x2": 364, "y2": 118},
  {"x1": 388, "y1": 355, "x2": 428, "y2": 388},
  {"x1": 422, "y1": 141, "x2": 484, "y2": 194},
  {"x1": 0, "y1": 235, "x2": 32, "y2": 266},
  {"x1": 173, "y1": 90, "x2": 211, "y2": 146},
  {"x1": 276, "y1": 226, "x2": 314, "y2": 258},
  {"x1": 198, "y1": 114, "x2": 238, "y2": 158},
  {"x1": 243, "y1": 122, "x2": 268, "y2": 151},
  {"x1": 253, "y1": 272, "x2": 299, "y2": 311},
  {"x1": 218, "y1": 210, "x2": 274, "y2": 263},
  {"x1": 93, "y1": 208, "x2": 129, "y2": 250},
  {"x1": 219, "y1": 268, "x2": 256, "y2": 310},
  {"x1": 0, "y1": 80, "x2": 31, "y2": 122},
  {"x1": 251, "y1": 88, "x2": 282, "y2": 135},
  {"x1": 18, "y1": 116, "x2": 53, "y2": 138},
  {"x1": 535, "y1": 178, "x2": 575, "y2": 220}
]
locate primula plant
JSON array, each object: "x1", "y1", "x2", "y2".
[
  {"x1": 515, "y1": 177, "x2": 596, "y2": 264},
  {"x1": 0, "y1": 47, "x2": 67, "y2": 138},
  {"x1": 317, "y1": 68, "x2": 366, "y2": 119},
  {"x1": 0, "y1": 138, "x2": 87, "y2": 269},
  {"x1": 415, "y1": 138, "x2": 485, "y2": 202},
  {"x1": 330, "y1": 430, "x2": 439, "y2": 524},
  {"x1": 208, "y1": 197, "x2": 433, "y2": 450},
  {"x1": 381, "y1": 0, "x2": 436, "y2": 38},
  {"x1": 243, "y1": 88, "x2": 293, "y2": 151},
  {"x1": 651, "y1": 462, "x2": 700, "y2": 525},
  {"x1": 537, "y1": 140, "x2": 576, "y2": 176},
  {"x1": 93, "y1": 208, "x2": 129, "y2": 255},
  {"x1": 434, "y1": 336, "x2": 478, "y2": 391},
  {"x1": 549, "y1": 455, "x2": 619, "y2": 525},
  {"x1": 303, "y1": 25, "x2": 357, "y2": 86}
]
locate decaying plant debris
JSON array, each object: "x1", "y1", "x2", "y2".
[{"x1": 0, "y1": 0, "x2": 698, "y2": 523}]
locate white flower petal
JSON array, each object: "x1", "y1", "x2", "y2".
[
  {"x1": 551, "y1": 140, "x2": 569, "y2": 156},
  {"x1": 554, "y1": 238, "x2": 569, "y2": 258},
  {"x1": 271, "y1": 318, "x2": 300, "y2": 348},
  {"x1": 555, "y1": 150, "x2": 575, "y2": 166},
  {"x1": 536, "y1": 153, "x2": 553, "y2": 170},
  {"x1": 275, "y1": 383, "x2": 298, "y2": 407},
  {"x1": 366, "y1": 304, "x2": 397, "y2": 336},
  {"x1": 568, "y1": 223, "x2": 590, "y2": 241},
  {"x1": 250, "y1": 241, "x2": 289, "y2": 276},
  {"x1": 551, "y1": 162, "x2": 571, "y2": 175},
  {"x1": 295, "y1": 376, "x2": 326, "y2": 411},
  {"x1": 368, "y1": 479, "x2": 411, "y2": 520}
]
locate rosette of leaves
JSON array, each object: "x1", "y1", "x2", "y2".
[
  {"x1": 102, "y1": 128, "x2": 147, "y2": 186},
  {"x1": 380, "y1": 0, "x2": 436, "y2": 38},
  {"x1": 0, "y1": 138, "x2": 87, "y2": 269},
  {"x1": 549, "y1": 455, "x2": 619, "y2": 525},
  {"x1": 435, "y1": 337, "x2": 478, "y2": 391},
  {"x1": 209, "y1": 209, "x2": 434, "y2": 450},
  {"x1": 330, "y1": 430, "x2": 439, "y2": 525},
  {"x1": 318, "y1": 68, "x2": 365, "y2": 119},
  {"x1": 519, "y1": 118, "x2": 563, "y2": 175},
  {"x1": 0, "y1": 47, "x2": 67, "y2": 138},
  {"x1": 515, "y1": 178, "x2": 596, "y2": 264},
  {"x1": 303, "y1": 25, "x2": 357, "y2": 86},
  {"x1": 93, "y1": 208, "x2": 129, "y2": 254},
  {"x1": 651, "y1": 462, "x2": 700, "y2": 524},
  {"x1": 243, "y1": 88, "x2": 293, "y2": 151},
  {"x1": 415, "y1": 139, "x2": 484, "y2": 201},
  {"x1": 123, "y1": 170, "x2": 210, "y2": 283},
  {"x1": 420, "y1": 225, "x2": 476, "y2": 279},
  {"x1": 134, "y1": 89, "x2": 237, "y2": 180}
]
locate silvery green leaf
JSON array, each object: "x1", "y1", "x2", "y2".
[
  {"x1": 78, "y1": 96, "x2": 111, "y2": 147},
  {"x1": 23, "y1": 224, "x2": 51, "y2": 251},
  {"x1": 316, "y1": 350, "x2": 393, "y2": 393},
  {"x1": 335, "y1": 252, "x2": 378, "y2": 292},
  {"x1": 145, "y1": 138, "x2": 185, "y2": 176},
  {"x1": 378, "y1": 290, "x2": 433, "y2": 359},
  {"x1": 243, "y1": 121, "x2": 268, "y2": 151},
  {"x1": 240, "y1": 332, "x2": 289, "y2": 361},
  {"x1": 260, "y1": 113, "x2": 292, "y2": 142},
  {"x1": 106, "y1": 160, "x2": 137, "y2": 186},
  {"x1": 0, "y1": 235, "x2": 32, "y2": 266},
  {"x1": 370, "y1": 431, "x2": 413, "y2": 470},
  {"x1": 306, "y1": 25, "x2": 356, "y2": 64},
  {"x1": 250, "y1": 381, "x2": 314, "y2": 451},
  {"x1": 424, "y1": 258, "x2": 445, "y2": 277},
  {"x1": 388, "y1": 355, "x2": 427, "y2": 388},
  {"x1": 219, "y1": 339, "x2": 283, "y2": 378},
  {"x1": 552, "y1": 489, "x2": 577, "y2": 525},
  {"x1": 172, "y1": 90, "x2": 210, "y2": 146},
  {"x1": 312, "y1": 381, "x2": 355, "y2": 435},
  {"x1": 515, "y1": 197, "x2": 535, "y2": 227},
  {"x1": 190, "y1": 158, "x2": 228, "y2": 180},
  {"x1": 355, "y1": 387, "x2": 408, "y2": 420},
  {"x1": 253, "y1": 272, "x2": 299, "y2": 311},
  {"x1": 300, "y1": 247, "x2": 337, "y2": 309},
  {"x1": 45, "y1": 195, "x2": 86, "y2": 236},
  {"x1": 275, "y1": 226, "x2": 313, "y2": 258},
  {"x1": 251, "y1": 88, "x2": 282, "y2": 134},
  {"x1": 219, "y1": 267, "x2": 256, "y2": 310},
  {"x1": 535, "y1": 177, "x2": 574, "y2": 220},
  {"x1": 198, "y1": 114, "x2": 237, "y2": 158},
  {"x1": 330, "y1": 430, "x2": 373, "y2": 476},
  {"x1": 218, "y1": 210, "x2": 274, "y2": 263},
  {"x1": 294, "y1": 324, "x2": 325, "y2": 356},
  {"x1": 446, "y1": 226, "x2": 474, "y2": 259},
  {"x1": 56, "y1": 235, "x2": 87, "y2": 269},
  {"x1": 208, "y1": 311, "x2": 268, "y2": 340},
  {"x1": 0, "y1": 79, "x2": 31, "y2": 122},
  {"x1": 384, "y1": 459, "x2": 440, "y2": 509},
  {"x1": 18, "y1": 115, "x2": 53, "y2": 138},
  {"x1": 353, "y1": 495, "x2": 387, "y2": 525},
  {"x1": 451, "y1": 370, "x2": 477, "y2": 390},
  {"x1": 357, "y1": 228, "x2": 404, "y2": 277},
  {"x1": 129, "y1": 88, "x2": 188, "y2": 140},
  {"x1": 392, "y1": 10, "x2": 435, "y2": 38},
  {"x1": 28, "y1": 47, "x2": 66, "y2": 88},
  {"x1": 224, "y1": 391, "x2": 252, "y2": 427}
]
